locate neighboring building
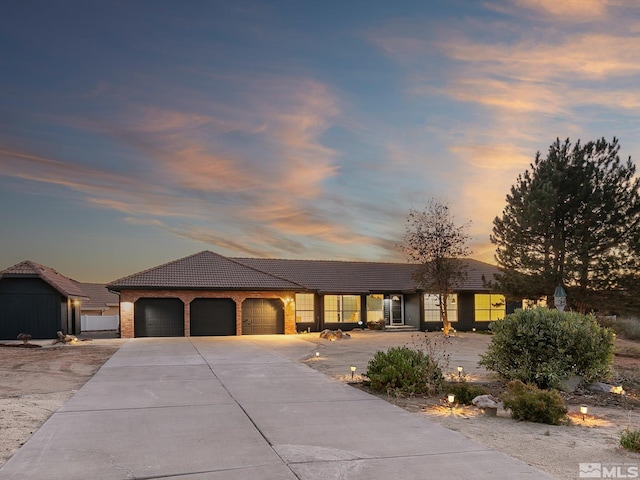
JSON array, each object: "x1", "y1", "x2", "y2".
[
  {"x1": 76, "y1": 283, "x2": 120, "y2": 316},
  {"x1": 0, "y1": 261, "x2": 88, "y2": 339},
  {"x1": 76, "y1": 282, "x2": 120, "y2": 332},
  {"x1": 108, "y1": 250, "x2": 516, "y2": 338}
]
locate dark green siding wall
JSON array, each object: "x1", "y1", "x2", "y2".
[
  {"x1": 0, "y1": 278, "x2": 63, "y2": 339},
  {"x1": 404, "y1": 294, "x2": 421, "y2": 329}
]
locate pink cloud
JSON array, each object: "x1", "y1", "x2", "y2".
[{"x1": 509, "y1": 0, "x2": 613, "y2": 21}]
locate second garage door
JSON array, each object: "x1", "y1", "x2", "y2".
[
  {"x1": 242, "y1": 298, "x2": 284, "y2": 335},
  {"x1": 190, "y1": 298, "x2": 236, "y2": 336}
]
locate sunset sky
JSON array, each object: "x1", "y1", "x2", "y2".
[{"x1": 1, "y1": 0, "x2": 639, "y2": 282}]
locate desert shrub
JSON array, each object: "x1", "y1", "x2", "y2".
[
  {"x1": 479, "y1": 308, "x2": 614, "y2": 389},
  {"x1": 444, "y1": 381, "x2": 488, "y2": 405},
  {"x1": 620, "y1": 428, "x2": 640, "y2": 453},
  {"x1": 501, "y1": 380, "x2": 568, "y2": 425},
  {"x1": 366, "y1": 346, "x2": 444, "y2": 396},
  {"x1": 599, "y1": 316, "x2": 640, "y2": 341}
]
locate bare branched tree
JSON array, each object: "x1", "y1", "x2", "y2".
[{"x1": 401, "y1": 199, "x2": 472, "y2": 335}]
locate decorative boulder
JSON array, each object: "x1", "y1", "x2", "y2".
[
  {"x1": 558, "y1": 375, "x2": 583, "y2": 393},
  {"x1": 319, "y1": 329, "x2": 351, "y2": 341},
  {"x1": 55, "y1": 331, "x2": 78, "y2": 344},
  {"x1": 586, "y1": 382, "x2": 625, "y2": 395},
  {"x1": 472, "y1": 394, "x2": 502, "y2": 416}
]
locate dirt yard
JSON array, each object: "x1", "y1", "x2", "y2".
[
  {"x1": 1, "y1": 331, "x2": 638, "y2": 480},
  {"x1": 300, "y1": 330, "x2": 640, "y2": 480},
  {"x1": 0, "y1": 339, "x2": 123, "y2": 467}
]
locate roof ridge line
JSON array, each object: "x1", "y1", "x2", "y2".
[
  {"x1": 107, "y1": 250, "x2": 211, "y2": 286},
  {"x1": 229, "y1": 257, "x2": 307, "y2": 289},
  {"x1": 232, "y1": 256, "x2": 413, "y2": 266}
]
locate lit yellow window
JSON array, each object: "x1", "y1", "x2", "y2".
[
  {"x1": 295, "y1": 293, "x2": 314, "y2": 323},
  {"x1": 474, "y1": 294, "x2": 505, "y2": 322},
  {"x1": 324, "y1": 295, "x2": 361, "y2": 323}
]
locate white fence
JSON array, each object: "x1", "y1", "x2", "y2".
[{"x1": 81, "y1": 315, "x2": 119, "y2": 331}]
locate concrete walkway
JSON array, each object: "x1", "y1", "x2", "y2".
[{"x1": 0, "y1": 337, "x2": 555, "y2": 479}]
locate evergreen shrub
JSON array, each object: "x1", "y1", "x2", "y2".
[
  {"x1": 479, "y1": 308, "x2": 614, "y2": 389},
  {"x1": 501, "y1": 380, "x2": 568, "y2": 425},
  {"x1": 366, "y1": 346, "x2": 444, "y2": 396}
]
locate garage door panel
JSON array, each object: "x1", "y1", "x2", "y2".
[
  {"x1": 242, "y1": 299, "x2": 284, "y2": 335},
  {"x1": 135, "y1": 298, "x2": 184, "y2": 337},
  {"x1": 190, "y1": 298, "x2": 236, "y2": 336}
]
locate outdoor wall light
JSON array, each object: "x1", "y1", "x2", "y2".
[
  {"x1": 350, "y1": 365, "x2": 356, "y2": 380},
  {"x1": 580, "y1": 405, "x2": 588, "y2": 421}
]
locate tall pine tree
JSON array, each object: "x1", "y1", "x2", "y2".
[{"x1": 491, "y1": 138, "x2": 640, "y2": 314}]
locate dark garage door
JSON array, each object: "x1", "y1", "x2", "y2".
[
  {"x1": 190, "y1": 298, "x2": 236, "y2": 336},
  {"x1": 242, "y1": 298, "x2": 284, "y2": 335},
  {"x1": 134, "y1": 298, "x2": 184, "y2": 337}
]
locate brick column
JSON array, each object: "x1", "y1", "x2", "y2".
[
  {"x1": 284, "y1": 296, "x2": 296, "y2": 334},
  {"x1": 184, "y1": 300, "x2": 191, "y2": 337},
  {"x1": 119, "y1": 291, "x2": 139, "y2": 338}
]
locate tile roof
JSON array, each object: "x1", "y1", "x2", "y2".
[
  {"x1": 76, "y1": 282, "x2": 120, "y2": 309},
  {"x1": 108, "y1": 250, "x2": 501, "y2": 293},
  {"x1": 233, "y1": 257, "x2": 417, "y2": 293},
  {"x1": 0, "y1": 260, "x2": 89, "y2": 299},
  {"x1": 108, "y1": 251, "x2": 304, "y2": 291},
  {"x1": 235, "y1": 257, "x2": 500, "y2": 293},
  {"x1": 454, "y1": 258, "x2": 503, "y2": 291}
]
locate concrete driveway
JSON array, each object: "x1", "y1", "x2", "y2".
[{"x1": 0, "y1": 337, "x2": 554, "y2": 479}]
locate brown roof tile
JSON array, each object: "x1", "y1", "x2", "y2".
[
  {"x1": 0, "y1": 261, "x2": 88, "y2": 299},
  {"x1": 235, "y1": 257, "x2": 500, "y2": 293},
  {"x1": 108, "y1": 251, "x2": 304, "y2": 290},
  {"x1": 76, "y1": 282, "x2": 119, "y2": 309},
  {"x1": 234, "y1": 257, "x2": 417, "y2": 293},
  {"x1": 107, "y1": 250, "x2": 501, "y2": 293}
]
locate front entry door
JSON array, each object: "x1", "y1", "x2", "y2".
[{"x1": 390, "y1": 295, "x2": 403, "y2": 325}]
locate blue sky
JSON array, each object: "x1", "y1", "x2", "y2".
[{"x1": 1, "y1": 0, "x2": 639, "y2": 282}]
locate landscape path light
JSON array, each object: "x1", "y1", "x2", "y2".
[
  {"x1": 350, "y1": 365, "x2": 356, "y2": 380},
  {"x1": 457, "y1": 366, "x2": 463, "y2": 378},
  {"x1": 447, "y1": 393, "x2": 455, "y2": 410},
  {"x1": 580, "y1": 405, "x2": 588, "y2": 422}
]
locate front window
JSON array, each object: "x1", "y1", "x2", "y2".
[
  {"x1": 295, "y1": 293, "x2": 315, "y2": 323},
  {"x1": 424, "y1": 294, "x2": 458, "y2": 322},
  {"x1": 324, "y1": 295, "x2": 361, "y2": 323},
  {"x1": 366, "y1": 294, "x2": 384, "y2": 322},
  {"x1": 475, "y1": 294, "x2": 506, "y2": 321}
]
